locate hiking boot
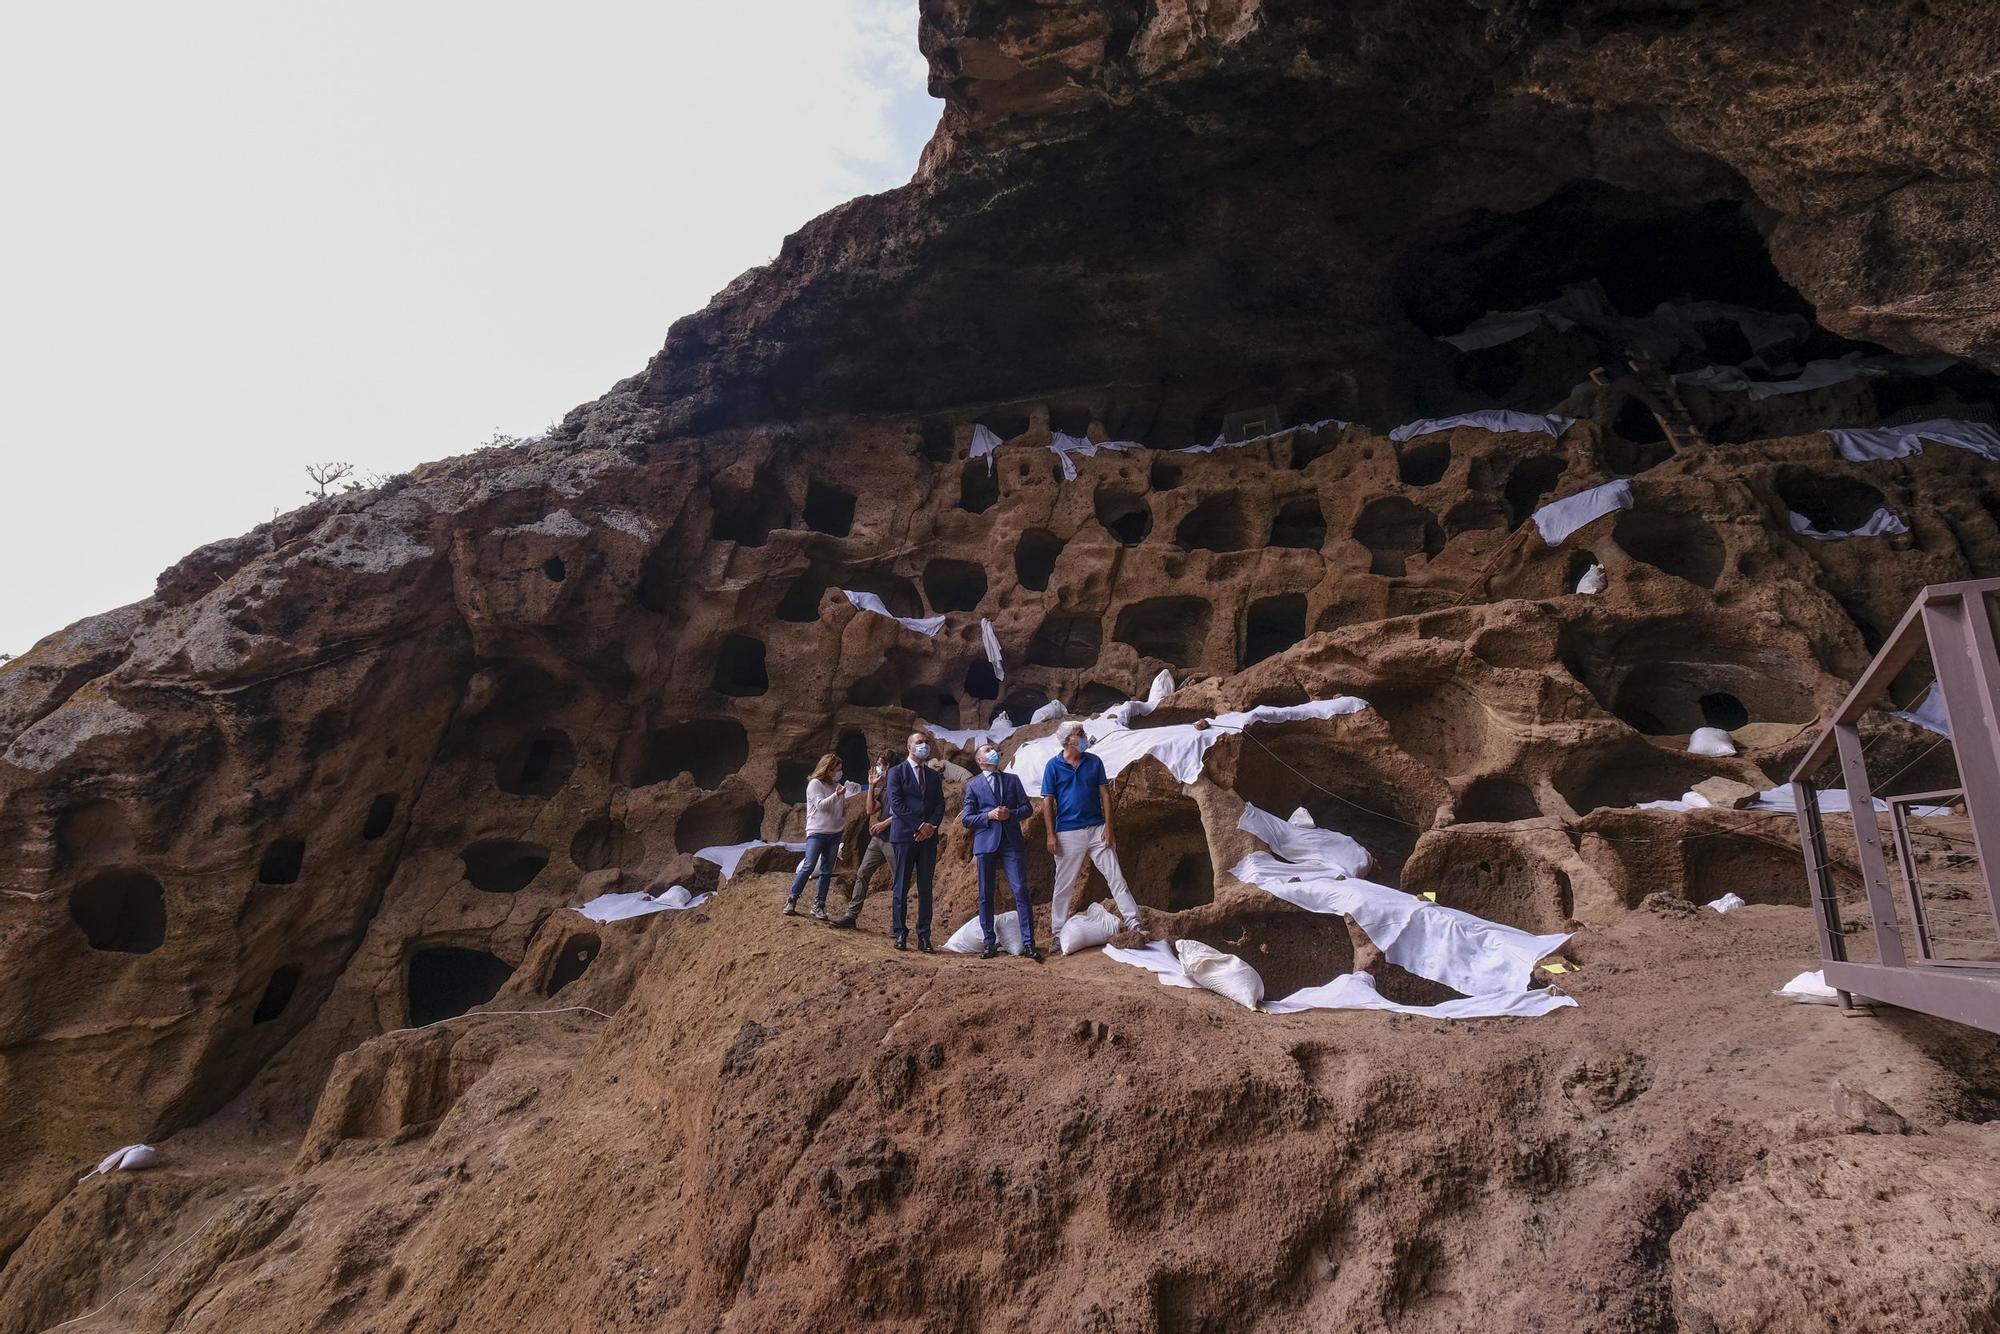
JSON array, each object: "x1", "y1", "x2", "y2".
[
  {"x1": 782, "y1": 897, "x2": 800, "y2": 917},
  {"x1": 811, "y1": 904, "x2": 830, "y2": 922},
  {"x1": 828, "y1": 914, "x2": 857, "y2": 930}
]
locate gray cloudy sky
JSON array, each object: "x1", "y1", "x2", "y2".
[{"x1": 0, "y1": 2, "x2": 937, "y2": 654}]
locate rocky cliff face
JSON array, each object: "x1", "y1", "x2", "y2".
[{"x1": 6, "y1": 3, "x2": 2000, "y2": 1331}]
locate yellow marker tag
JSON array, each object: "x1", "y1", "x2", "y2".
[
  {"x1": 1540, "y1": 961, "x2": 1572, "y2": 975},
  {"x1": 1420, "y1": 891, "x2": 1438, "y2": 902}
]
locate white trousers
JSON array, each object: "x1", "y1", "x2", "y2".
[{"x1": 1051, "y1": 825, "x2": 1142, "y2": 936}]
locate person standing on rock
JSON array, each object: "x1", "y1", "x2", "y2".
[
  {"x1": 831, "y1": 748, "x2": 900, "y2": 930},
  {"x1": 886, "y1": 731, "x2": 945, "y2": 951},
  {"x1": 962, "y1": 741, "x2": 1043, "y2": 961},
  {"x1": 1040, "y1": 719, "x2": 1144, "y2": 951},
  {"x1": 782, "y1": 753, "x2": 848, "y2": 920}
]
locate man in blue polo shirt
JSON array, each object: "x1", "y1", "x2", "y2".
[{"x1": 1038, "y1": 719, "x2": 1144, "y2": 950}]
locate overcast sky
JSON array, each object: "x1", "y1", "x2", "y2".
[{"x1": 0, "y1": 2, "x2": 937, "y2": 654}]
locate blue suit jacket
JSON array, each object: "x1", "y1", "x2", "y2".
[
  {"x1": 961, "y1": 770, "x2": 1032, "y2": 855},
  {"x1": 886, "y1": 760, "x2": 945, "y2": 843}
]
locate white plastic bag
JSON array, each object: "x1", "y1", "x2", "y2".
[
  {"x1": 1058, "y1": 901, "x2": 1120, "y2": 955},
  {"x1": 1688, "y1": 727, "x2": 1738, "y2": 757},
  {"x1": 81, "y1": 1144, "x2": 160, "y2": 1182},
  {"x1": 944, "y1": 911, "x2": 1024, "y2": 955},
  {"x1": 1774, "y1": 969, "x2": 1839, "y2": 1004},
  {"x1": 1174, "y1": 940, "x2": 1265, "y2": 1010}
]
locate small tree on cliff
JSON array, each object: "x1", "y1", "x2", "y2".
[{"x1": 305, "y1": 462, "x2": 355, "y2": 498}]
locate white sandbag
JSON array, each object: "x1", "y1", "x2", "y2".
[
  {"x1": 1688, "y1": 727, "x2": 1738, "y2": 757},
  {"x1": 944, "y1": 910, "x2": 1024, "y2": 955},
  {"x1": 1891, "y1": 681, "x2": 1950, "y2": 737},
  {"x1": 1174, "y1": 939, "x2": 1266, "y2": 1010},
  {"x1": 1787, "y1": 507, "x2": 1908, "y2": 540},
  {"x1": 1574, "y1": 563, "x2": 1607, "y2": 595},
  {"x1": 1532, "y1": 479, "x2": 1633, "y2": 545},
  {"x1": 1389, "y1": 410, "x2": 1574, "y2": 443},
  {"x1": 841, "y1": 589, "x2": 946, "y2": 636},
  {"x1": 1030, "y1": 699, "x2": 1067, "y2": 724},
  {"x1": 1828, "y1": 418, "x2": 2000, "y2": 463},
  {"x1": 1058, "y1": 901, "x2": 1121, "y2": 955},
  {"x1": 1709, "y1": 892, "x2": 1747, "y2": 914},
  {"x1": 1775, "y1": 968, "x2": 1840, "y2": 1004},
  {"x1": 980, "y1": 617, "x2": 1005, "y2": 681},
  {"x1": 81, "y1": 1144, "x2": 160, "y2": 1182}
]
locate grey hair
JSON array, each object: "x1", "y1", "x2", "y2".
[{"x1": 1056, "y1": 719, "x2": 1087, "y2": 743}]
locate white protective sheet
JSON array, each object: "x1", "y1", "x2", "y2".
[
  {"x1": 1827, "y1": 418, "x2": 2000, "y2": 463},
  {"x1": 1532, "y1": 479, "x2": 1635, "y2": 545},
  {"x1": 980, "y1": 617, "x2": 1005, "y2": 682},
  {"x1": 1679, "y1": 354, "x2": 1956, "y2": 401},
  {"x1": 1175, "y1": 418, "x2": 1347, "y2": 454},
  {"x1": 1745, "y1": 787, "x2": 1952, "y2": 818},
  {"x1": 1099, "y1": 668, "x2": 1176, "y2": 727},
  {"x1": 1009, "y1": 694, "x2": 1369, "y2": 796},
  {"x1": 1787, "y1": 507, "x2": 1909, "y2": 540},
  {"x1": 925, "y1": 713, "x2": 1017, "y2": 751},
  {"x1": 970, "y1": 423, "x2": 1004, "y2": 470},
  {"x1": 842, "y1": 589, "x2": 947, "y2": 637},
  {"x1": 1030, "y1": 699, "x2": 1068, "y2": 724},
  {"x1": 1635, "y1": 789, "x2": 1716, "y2": 812},
  {"x1": 695, "y1": 840, "x2": 809, "y2": 879},
  {"x1": 573, "y1": 886, "x2": 711, "y2": 922},
  {"x1": 1175, "y1": 939, "x2": 1266, "y2": 1009},
  {"x1": 1688, "y1": 727, "x2": 1739, "y2": 757},
  {"x1": 80, "y1": 1144, "x2": 161, "y2": 1182},
  {"x1": 1891, "y1": 681, "x2": 1950, "y2": 737},
  {"x1": 1231, "y1": 804, "x2": 1571, "y2": 1001},
  {"x1": 1048, "y1": 431, "x2": 1135, "y2": 480},
  {"x1": 944, "y1": 910, "x2": 1025, "y2": 955},
  {"x1": 1389, "y1": 410, "x2": 1575, "y2": 444},
  {"x1": 1574, "y1": 563, "x2": 1608, "y2": 595},
  {"x1": 1266, "y1": 971, "x2": 1578, "y2": 1018}
]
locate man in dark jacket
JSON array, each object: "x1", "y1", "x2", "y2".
[
  {"x1": 886, "y1": 731, "x2": 945, "y2": 951},
  {"x1": 961, "y1": 742, "x2": 1043, "y2": 961}
]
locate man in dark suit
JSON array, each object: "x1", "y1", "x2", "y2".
[
  {"x1": 961, "y1": 742, "x2": 1043, "y2": 961},
  {"x1": 886, "y1": 730, "x2": 945, "y2": 952}
]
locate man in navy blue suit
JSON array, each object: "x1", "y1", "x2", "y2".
[
  {"x1": 886, "y1": 730, "x2": 945, "y2": 952},
  {"x1": 961, "y1": 742, "x2": 1043, "y2": 961}
]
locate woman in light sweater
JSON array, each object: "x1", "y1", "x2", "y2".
[{"x1": 783, "y1": 753, "x2": 848, "y2": 920}]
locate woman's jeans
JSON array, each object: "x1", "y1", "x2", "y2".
[{"x1": 787, "y1": 833, "x2": 840, "y2": 907}]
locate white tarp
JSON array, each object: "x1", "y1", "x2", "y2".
[
  {"x1": 694, "y1": 840, "x2": 808, "y2": 879},
  {"x1": 1009, "y1": 694, "x2": 1370, "y2": 797},
  {"x1": 926, "y1": 713, "x2": 1016, "y2": 751},
  {"x1": 1266, "y1": 970, "x2": 1577, "y2": 1018},
  {"x1": 944, "y1": 910, "x2": 1025, "y2": 955},
  {"x1": 1100, "y1": 668, "x2": 1176, "y2": 727},
  {"x1": 1231, "y1": 804, "x2": 1571, "y2": 1003},
  {"x1": 1891, "y1": 681, "x2": 1950, "y2": 737},
  {"x1": 573, "y1": 886, "x2": 711, "y2": 922},
  {"x1": 980, "y1": 617, "x2": 1005, "y2": 682},
  {"x1": 1688, "y1": 727, "x2": 1738, "y2": 757},
  {"x1": 1176, "y1": 418, "x2": 1347, "y2": 454},
  {"x1": 1048, "y1": 431, "x2": 1134, "y2": 481},
  {"x1": 970, "y1": 423, "x2": 1003, "y2": 471},
  {"x1": 1787, "y1": 507, "x2": 1908, "y2": 540},
  {"x1": 1827, "y1": 418, "x2": 2000, "y2": 463},
  {"x1": 1532, "y1": 479, "x2": 1634, "y2": 545},
  {"x1": 1389, "y1": 410, "x2": 1575, "y2": 443},
  {"x1": 80, "y1": 1144, "x2": 160, "y2": 1183},
  {"x1": 842, "y1": 589, "x2": 947, "y2": 637},
  {"x1": 1030, "y1": 699, "x2": 1067, "y2": 724}
]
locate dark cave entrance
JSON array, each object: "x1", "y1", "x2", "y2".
[
  {"x1": 1114, "y1": 597, "x2": 1211, "y2": 667},
  {"x1": 1242, "y1": 594, "x2": 1308, "y2": 668},
  {"x1": 69, "y1": 869, "x2": 167, "y2": 953},
  {"x1": 1270, "y1": 496, "x2": 1327, "y2": 549},
  {"x1": 923, "y1": 558, "x2": 987, "y2": 612},
  {"x1": 252, "y1": 964, "x2": 302, "y2": 1024},
  {"x1": 1175, "y1": 494, "x2": 1251, "y2": 552},
  {"x1": 1776, "y1": 466, "x2": 1888, "y2": 534},
  {"x1": 1095, "y1": 488, "x2": 1153, "y2": 546},
  {"x1": 497, "y1": 730, "x2": 577, "y2": 796},
  {"x1": 407, "y1": 947, "x2": 514, "y2": 1027},
  {"x1": 803, "y1": 479, "x2": 856, "y2": 536},
  {"x1": 1029, "y1": 611, "x2": 1103, "y2": 669},
  {"x1": 362, "y1": 793, "x2": 398, "y2": 840},
  {"x1": 1015, "y1": 529, "x2": 1063, "y2": 590},
  {"x1": 256, "y1": 837, "x2": 306, "y2": 886},
  {"x1": 461, "y1": 840, "x2": 550, "y2": 893},
  {"x1": 711, "y1": 634, "x2": 770, "y2": 697},
  {"x1": 627, "y1": 719, "x2": 750, "y2": 789},
  {"x1": 544, "y1": 933, "x2": 601, "y2": 997}
]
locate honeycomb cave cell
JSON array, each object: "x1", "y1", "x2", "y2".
[
  {"x1": 461, "y1": 840, "x2": 549, "y2": 893},
  {"x1": 776, "y1": 573, "x2": 826, "y2": 623},
  {"x1": 636, "y1": 536, "x2": 678, "y2": 614},
  {"x1": 901, "y1": 686, "x2": 961, "y2": 729},
  {"x1": 960, "y1": 461, "x2": 1000, "y2": 514},
  {"x1": 1405, "y1": 836, "x2": 1569, "y2": 933},
  {"x1": 1149, "y1": 459, "x2": 1184, "y2": 491},
  {"x1": 1072, "y1": 682, "x2": 1130, "y2": 714},
  {"x1": 1050, "y1": 404, "x2": 1093, "y2": 436},
  {"x1": 1290, "y1": 427, "x2": 1338, "y2": 470},
  {"x1": 1503, "y1": 457, "x2": 1566, "y2": 528},
  {"x1": 1563, "y1": 551, "x2": 1599, "y2": 593},
  {"x1": 844, "y1": 570, "x2": 926, "y2": 619},
  {"x1": 998, "y1": 687, "x2": 1050, "y2": 721},
  {"x1": 1174, "y1": 494, "x2": 1250, "y2": 552},
  {"x1": 1454, "y1": 776, "x2": 1543, "y2": 824},
  {"x1": 775, "y1": 758, "x2": 812, "y2": 803},
  {"x1": 570, "y1": 817, "x2": 644, "y2": 872},
  {"x1": 1095, "y1": 488, "x2": 1152, "y2": 546},
  {"x1": 1015, "y1": 528, "x2": 1063, "y2": 591},
  {"x1": 257, "y1": 837, "x2": 306, "y2": 886},
  {"x1": 1775, "y1": 466, "x2": 1888, "y2": 534},
  {"x1": 542, "y1": 556, "x2": 567, "y2": 583},
  {"x1": 406, "y1": 946, "x2": 514, "y2": 1027},
  {"x1": 1611, "y1": 509, "x2": 1725, "y2": 589},
  {"x1": 1113, "y1": 597, "x2": 1212, "y2": 668},
  {"x1": 1185, "y1": 911, "x2": 1355, "y2": 1000},
  {"x1": 1353, "y1": 497, "x2": 1445, "y2": 576},
  {"x1": 918, "y1": 417, "x2": 956, "y2": 463},
  {"x1": 362, "y1": 793, "x2": 398, "y2": 840},
  {"x1": 1445, "y1": 494, "x2": 1506, "y2": 535},
  {"x1": 69, "y1": 869, "x2": 167, "y2": 954},
  {"x1": 252, "y1": 964, "x2": 302, "y2": 1024},
  {"x1": 983, "y1": 412, "x2": 1031, "y2": 440},
  {"x1": 1700, "y1": 692, "x2": 1750, "y2": 730},
  {"x1": 55, "y1": 799, "x2": 134, "y2": 865},
  {"x1": 1554, "y1": 744, "x2": 1716, "y2": 814},
  {"x1": 803, "y1": 479, "x2": 857, "y2": 537},
  {"x1": 1232, "y1": 733, "x2": 1445, "y2": 885},
  {"x1": 1269, "y1": 497, "x2": 1326, "y2": 549},
  {"x1": 1029, "y1": 611, "x2": 1104, "y2": 669},
  {"x1": 497, "y1": 730, "x2": 577, "y2": 796},
  {"x1": 1111, "y1": 789, "x2": 1214, "y2": 913},
  {"x1": 711, "y1": 470, "x2": 795, "y2": 547},
  {"x1": 836, "y1": 731, "x2": 871, "y2": 784},
  {"x1": 711, "y1": 634, "x2": 769, "y2": 697},
  {"x1": 627, "y1": 719, "x2": 749, "y2": 789},
  {"x1": 923, "y1": 558, "x2": 987, "y2": 613},
  {"x1": 675, "y1": 792, "x2": 762, "y2": 853},
  {"x1": 1560, "y1": 624, "x2": 1814, "y2": 735},
  {"x1": 1242, "y1": 593, "x2": 1308, "y2": 668},
  {"x1": 544, "y1": 933, "x2": 601, "y2": 997},
  {"x1": 1397, "y1": 439, "x2": 1452, "y2": 486},
  {"x1": 963, "y1": 660, "x2": 1001, "y2": 700},
  {"x1": 1685, "y1": 832, "x2": 1813, "y2": 907}
]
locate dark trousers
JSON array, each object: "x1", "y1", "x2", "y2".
[
  {"x1": 786, "y1": 832, "x2": 840, "y2": 907},
  {"x1": 890, "y1": 837, "x2": 938, "y2": 942},
  {"x1": 977, "y1": 846, "x2": 1035, "y2": 950}
]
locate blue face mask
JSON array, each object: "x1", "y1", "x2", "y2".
[
  {"x1": 913, "y1": 743, "x2": 932, "y2": 760},
  {"x1": 982, "y1": 749, "x2": 1002, "y2": 766},
  {"x1": 1072, "y1": 735, "x2": 1090, "y2": 752}
]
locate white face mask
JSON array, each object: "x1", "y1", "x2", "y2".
[{"x1": 913, "y1": 742, "x2": 932, "y2": 760}]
